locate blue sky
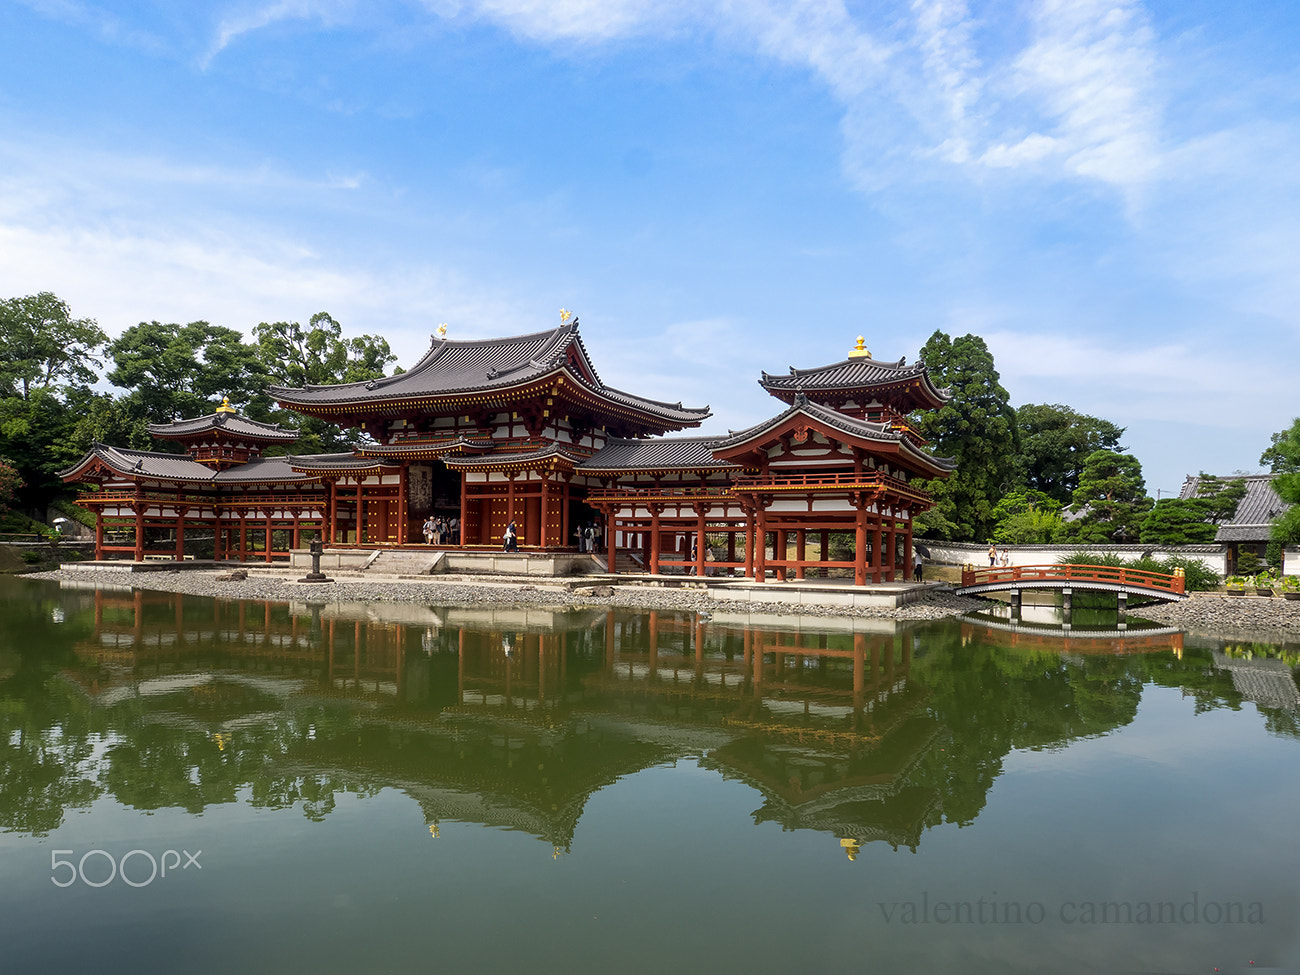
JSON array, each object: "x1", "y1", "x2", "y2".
[{"x1": 2, "y1": 0, "x2": 1298, "y2": 495}]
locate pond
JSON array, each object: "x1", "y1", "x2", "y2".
[{"x1": 1, "y1": 575, "x2": 1298, "y2": 974}]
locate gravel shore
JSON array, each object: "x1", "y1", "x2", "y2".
[
  {"x1": 32, "y1": 567, "x2": 988, "y2": 621},
  {"x1": 1133, "y1": 593, "x2": 1300, "y2": 632}
]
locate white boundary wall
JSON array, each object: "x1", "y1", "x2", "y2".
[{"x1": 921, "y1": 540, "x2": 1232, "y2": 575}]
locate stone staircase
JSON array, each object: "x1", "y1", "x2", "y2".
[
  {"x1": 364, "y1": 550, "x2": 445, "y2": 576},
  {"x1": 613, "y1": 552, "x2": 645, "y2": 574}
]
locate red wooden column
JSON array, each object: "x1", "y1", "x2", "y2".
[
  {"x1": 539, "y1": 472, "x2": 550, "y2": 548},
  {"x1": 903, "y1": 511, "x2": 914, "y2": 583},
  {"x1": 755, "y1": 502, "x2": 768, "y2": 581},
  {"x1": 884, "y1": 505, "x2": 897, "y2": 582},
  {"x1": 854, "y1": 498, "x2": 867, "y2": 586},
  {"x1": 397, "y1": 462, "x2": 409, "y2": 545},
  {"x1": 355, "y1": 480, "x2": 364, "y2": 544},
  {"x1": 264, "y1": 511, "x2": 273, "y2": 563},
  {"x1": 458, "y1": 471, "x2": 468, "y2": 547},
  {"x1": 744, "y1": 504, "x2": 755, "y2": 578},
  {"x1": 239, "y1": 512, "x2": 248, "y2": 561},
  {"x1": 871, "y1": 509, "x2": 884, "y2": 584},
  {"x1": 694, "y1": 503, "x2": 706, "y2": 577},
  {"x1": 606, "y1": 506, "x2": 619, "y2": 572},
  {"x1": 133, "y1": 488, "x2": 145, "y2": 562},
  {"x1": 506, "y1": 473, "x2": 516, "y2": 528},
  {"x1": 175, "y1": 506, "x2": 186, "y2": 561},
  {"x1": 328, "y1": 479, "x2": 338, "y2": 545},
  {"x1": 94, "y1": 511, "x2": 104, "y2": 561},
  {"x1": 795, "y1": 529, "x2": 806, "y2": 580},
  {"x1": 820, "y1": 530, "x2": 830, "y2": 578},
  {"x1": 649, "y1": 505, "x2": 662, "y2": 575},
  {"x1": 560, "y1": 475, "x2": 571, "y2": 552}
]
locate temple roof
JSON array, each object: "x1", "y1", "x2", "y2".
[
  {"x1": 576, "y1": 436, "x2": 739, "y2": 474},
  {"x1": 146, "y1": 411, "x2": 298, "y2": 443},
  {"x1": 268, "y1": 323, "x2": 710, "y2": 428},
  {"x1": 60, "y1": 445, "x2": 324, "y2": 484},
  {"x1": 760, "y1": 355, "x2": 950, "y2": 409},
  {"x1": 715, "y1": 397, "x2": 957, "y2": 474},
  {"x1": 1179, "y1": 474, "x2": 1291, "y2": 543},
  {"x1": 442, "y1": 443, "x2": 588, "y2": 472}
]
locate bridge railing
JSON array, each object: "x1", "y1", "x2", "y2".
[{"x1": 960, "y1": 563, "x2": 1186, "y2": 595}]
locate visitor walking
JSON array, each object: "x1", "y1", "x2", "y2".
[
  {"x1": 422, "y1": 516, "x2": 435, "y2": 545},
  {"x1": 913, "y1": 550, "x2": 923, "y2": 582},
  {"x1": 988, "y1": 544, "x2": 997, "y2": 567}
]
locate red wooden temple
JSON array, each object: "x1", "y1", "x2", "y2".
[{"x1": 62, "y1": 321, "x2": 954, "y2": 583}]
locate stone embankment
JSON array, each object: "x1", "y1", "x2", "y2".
[
  {"x1": 34, "y1": 567, "x2": 986, "y2": 621},
  {"x1": 1136, "y1": 593, "x2": 1300, "y2": 631}
]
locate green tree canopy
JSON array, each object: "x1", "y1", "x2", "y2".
[
  {"x1": 1070, "y1": 449, "x2": 1152, "y2": 542},
  {"x1": 253, "y1": 312, "x2": 396, "y2": 388},
  {"x1": 1014, "y1": 403, "x2": 1125, "y2": 502},
  {"x1": 914, "y1": 331, "x2": 1019, "y2": 541},
  {"x1": 0, "y1": 292, "x2": 107, "y2": 400},
  {"x1": 1138, "y1": 498, "x2": 1218, "y2": 544},
  {"x1": 1264, "y1": 418, "x2": 1300, "y2": 544},
  {"x1": 107, "y1": 320, "x2": 267, "y2": 425},
  {"x1": 252, "y1": 312, "x2": 397, "y2": 453}
]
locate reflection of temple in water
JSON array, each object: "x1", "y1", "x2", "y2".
[{"x1": 59, "y1": 585, "x2": 940, "y2": 857}]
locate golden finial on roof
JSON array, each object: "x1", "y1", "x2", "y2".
[
  {"x1": 436, "y1": 323, "x2": 448, "y2": 339},
  {"x1": 559, "y1": 308, "x2": 572, "y2": 324},
  {"x1": 847, "y1": 336, "x2": 871, "y2": 359},
  {"x1": 840, "y1": 837, "x2": 861, "y2": 860},
  {"x1": 216, "y1": 396, "x2": 237, "y2": 413}
]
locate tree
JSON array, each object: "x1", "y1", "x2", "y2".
[
  {"x1": 1264, "y1": 418, "x2": 1300, "y2": 546},
  {"x1": 990, "y1": 489, "x2": 1066, "y2": 544},
  {"x1": 1014, "y1": 404, "x2": 1125, "y2": 502},
  {"x1": 1138, "y1": 475, "x2": 1245, "y2": 545},
  {"x1": 253, "y1": 312, "x2": 396, "y2": 388},
  {"x1": 1138, "y1": 498, "x2": 1218, "y2": 544},
  {"x1": 0, "y1": 293, "x2": 107, "y2": 400},
  {"x1": 914, "y1": 332, "x2": 1019, "y2": 541},
  {"x1": 252, "y1": 312, "x2": 397, "y2": 454},
  {"x1": 1069, "y1": 450, "x2": 1152, "y2": 542},
  {"x1": 0, "y1": 457, "x2": 21, "y2": 513},
  {"x1": 107, "y1": 321, "x2": 267, "y2": 424}
]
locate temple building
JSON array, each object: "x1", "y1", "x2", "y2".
[{"x1": 62, "y1": 319, "x2": 955, "y2": 582}]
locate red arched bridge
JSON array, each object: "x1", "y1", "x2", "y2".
[{"x1": 957, "y1": 564, "x2": 1188, "y2": 603}]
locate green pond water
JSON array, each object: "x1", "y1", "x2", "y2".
[{"x1": 1, "y1": 575, "x2": 1299, "y2": 975}]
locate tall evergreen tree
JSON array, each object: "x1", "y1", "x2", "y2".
[
  {"x1": 1263, "y1": 418, "x2": 1300, "y2": 546},
  {"x1": 914, "y1": 331, "x2": 1018, "y2": 541},
  {"x1": 1014, "y1": 403, "x2": 1125, "y2": 502},
  {"x1": 1070, "y1": 449, "x2": 1152, "y2": 542}
]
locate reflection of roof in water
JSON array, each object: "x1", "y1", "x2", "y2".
[
  {"x1": 1211, "y1": 651, "x2": 1300, "y2": 710},
  {"x1": 702, "y1": 715, "x2": 942, "y2": 850}
]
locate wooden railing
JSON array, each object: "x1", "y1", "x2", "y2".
[
  {"x1": 77, "y1": 491, "x2": 325, "y2": 510},
  {"x1": 731, "y1": 470, "x2": 927, "y2": 500},
  {"x1": 960, "y1": 563, "x2": 1186, "y2": 595}
]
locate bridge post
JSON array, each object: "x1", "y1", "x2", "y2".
[
  {"x1": 1061, "y1": 588, "x2": 1072, "y2": 627},
  {"x1": 1117, "y1": 591, "x2": 1127, "y2": 621},
  {"x1": 1009, "y1": 589, "x2": 1021, "y2": 618}
]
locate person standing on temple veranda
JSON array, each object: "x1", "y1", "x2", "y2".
[
  {"x1": 913, "y1": 550, "x2": 924, "y2": 582},
  {"x1": 422, "y1": 516, "x2": 435, "y2": 545}
]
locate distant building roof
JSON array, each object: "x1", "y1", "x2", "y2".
[{"x1": 1179, "y1": 473, "x2": 1290, "y2": 543}]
